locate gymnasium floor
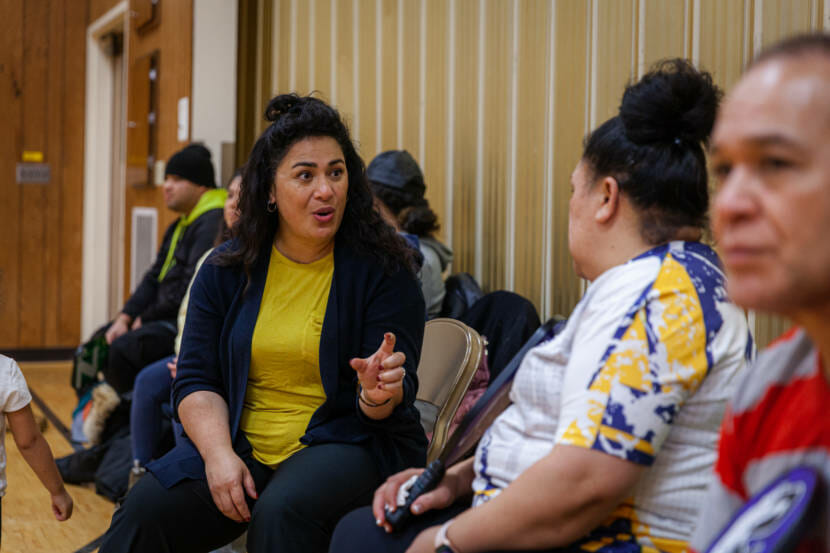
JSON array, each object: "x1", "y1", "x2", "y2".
[{"x1": 3, "y1": 362, "x2": 112, "y2": 552}]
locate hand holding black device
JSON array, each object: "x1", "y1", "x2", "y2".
[
  {"x1": 384, "y1": 318, "x2": 563, "y2": 532},
  {"x1": 384, "y1": 459, "x2": 446, "y2": 530}
]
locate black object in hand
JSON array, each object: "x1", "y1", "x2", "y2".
[{"x1": 384, "y1": 459, "x2": 446, "y2": 532}]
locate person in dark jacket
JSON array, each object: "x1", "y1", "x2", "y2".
[
  {"x1": 98, "y1": 94, "x2": 428, "y2": 553},
  {"x1": 368, "y1": 150, "x2": 453, "y2": 318},
  {"x1": 102, "y1": 143, "x2": 227, "y2": 395}
]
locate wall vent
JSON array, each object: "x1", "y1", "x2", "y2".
[{"x1": 131, "y1": 207, "x2": 158, "y2": 292}]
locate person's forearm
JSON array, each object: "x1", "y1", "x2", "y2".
[
  {"x1": 358, "y1": 385, "x2": 403, "y2": 420},
  {"x1": 178, "y1": 391, "x2": 234, "y2": 461},
  {"x1": 437, "y1": 450, "x2": 638, "y2": 552},
  {"x1": 18, "y1": 435, "x2": 66, "y2": 496}
]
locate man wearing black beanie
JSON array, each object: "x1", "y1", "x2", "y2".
[{"x1": 97, "y1": 143, "x2": 227, "y2": 399}]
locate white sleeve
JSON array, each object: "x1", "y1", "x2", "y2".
[{"x1": 0, "y1": 356, "x2": 32, "y2": 413}]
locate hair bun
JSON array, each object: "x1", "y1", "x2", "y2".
[
  {"x1": 265, "y1": 94, "x2": 301, "y2": 122},
  {"x1": 619, "y1": 59, "x2": 722, "y2": 147}
]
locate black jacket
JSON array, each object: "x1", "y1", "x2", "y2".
[
  {"x1": 148, "y1": 239, "x2": 428, "y2": 487},
  {"x1": 122, "y1": 208, "x2": 223, "y2": 324}
]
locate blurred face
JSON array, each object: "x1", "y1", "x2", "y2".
[
  {"x1": 224, "y1": 175, "x2": 242, "y2": 228},
  {"x1": 271, "y1": 136, "x2": 348, "y2": 253},
  {"x1": 568, "y1": 160, "x2": 598, "y2": 280},
  {"x1": 711, "y1": 56, "x2": 830, "y2": 316},
  {"x1": 163, "y1": 175, "x2": 204, "y2": 214}
]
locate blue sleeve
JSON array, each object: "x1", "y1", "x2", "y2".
[{"x1": 355, "y1": 267, "x2": 426, "y2": 425}]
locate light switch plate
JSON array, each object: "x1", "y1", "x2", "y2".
[{"x1": 177, "y1": 96, "x2": 189, "y2": 142}]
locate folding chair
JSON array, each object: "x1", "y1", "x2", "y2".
[
  {"x1": 414, "y1": 318, "x2": 486, "y2": 463},
  {"x1": 386, "y1": 316, "x2": 566, "y2": 531}
]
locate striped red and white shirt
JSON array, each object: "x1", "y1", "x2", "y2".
[{"x1": 691, "y1": 327, "x2": 830, "y2": 551}]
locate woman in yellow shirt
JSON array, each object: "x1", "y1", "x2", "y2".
[{"x1": 100, "y1": 95, "x2": 428, "y2": 553}]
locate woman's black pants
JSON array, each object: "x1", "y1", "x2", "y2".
[{"x1": 98, "y1": 442, "x2": 381, "y2": 553}]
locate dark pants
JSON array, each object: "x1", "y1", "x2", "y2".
[
  {"x1": 329, "y1": 502, "x2": 575, "y2": 553},
  {"x1": 99, "y1": 442, "x2": 381, "y2": 553},
  {"x1": 130, "y1": 355, "x2": 181, "y2": 465},
  {"x1": 103, "y1": 321, "x2": 176, "y2": 394}
]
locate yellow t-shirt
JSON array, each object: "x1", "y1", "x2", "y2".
[{"x1": 240, "y1": 246, "x2": 333, "y2": 468}]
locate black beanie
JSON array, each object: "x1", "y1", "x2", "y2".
[
  {"x1": 165, "y1": 144, "x2": 216, "y2": 188},
  {"x1": 366, "y1": 150, "x2": 426, "y2": 199}
]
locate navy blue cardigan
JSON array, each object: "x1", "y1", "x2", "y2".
[{"x1": 147, "y1": 240, "x2": 428, "y2": 487}]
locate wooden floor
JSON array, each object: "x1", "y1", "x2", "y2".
[{"x1": 3, "y1": 361, "x2": 112, "y2": 553}]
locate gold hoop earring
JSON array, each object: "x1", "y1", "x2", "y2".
[{"x1": 266, "y1": 201, "x2": 277, "y2": 213}]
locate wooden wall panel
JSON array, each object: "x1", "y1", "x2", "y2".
[
  {"x1": 378, "y1": 0, "x2": 399, "y2": 152},
  {"x1": 0, "y1": 0, "x2": 24, "y2": 348},
  {"x1": 450, "y1": 0, "x2": 480, "y2": 276},
  {"x1": 59, "y1": 2, "x2": 88, "y2": 345},
  {"x1": 551, "y1": 0, "x2": 589, "y2": 317},
  {"x1": 480, "y1": 0, "x2": 511, "y2": 292},
  {"x1": 0, "y1": 0, "x2": 87, "y2": 349},
  {"x1": 336, "y1": 0, "x2": 357, "y2": 130},
  {"x1": 591, "y1": 0, "x2": 636, "y2": 129},
  {"x1": 513, "y1": 0, "x2": 549, "y2": 309},
  {"x1": 640, "y1": 0, "x2": 689, "y2": 76},
  {"x1": 255, "y1": 0, "x2": 826, "y2": 347},
  {"x1": 421, "y1": 0, "x2": 449, "y2": 247},
  {"x1": 313, "y1": 0, "x2": 333, "y2": 101},
  {"x1": 698, "y1": 0, "x2": 747, "y2": 90},
  {"x1": 399, "y1": 0, "x2": 421, "y2": 157},
  {"x1": 43, "y1": 0, "x2": 67, "y2": 346},
  {"x1": 760, "y1": 0, "x2": 816, "y2": 48},
  {"x1": 292, "y1": 0, "x2": 311, "y2": 95},
  {"x1": 274, "y1": 0, "x2": 292, "y2": 98},
  {"x1": 18, "y1": 0, "x2": 50, "y2": 348},
  {"x1": 355, "y1": 0, "x2": 378, "y2": 158}
]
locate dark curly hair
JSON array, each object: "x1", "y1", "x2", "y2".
[
  {"x1": 371, "y1": 186, "x2": 440, "y2": 238},
  {"x1": 582, "y1": 58, "x2": 723, "y2": 244},
  {"x1": 216, "y1": 94, "x2": 418, "y2": 279}
]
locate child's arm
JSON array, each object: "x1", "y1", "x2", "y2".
[{"x1": 7, "y1": 404, "x2": 73, "y2": 521}]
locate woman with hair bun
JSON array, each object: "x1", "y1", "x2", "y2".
[
  {"x1": 99, "y1": 94, "x2": 428, "y2": 553},
  {"x1": 329, "y1": 59, "x2": 753, "y2": 553},
  {"x1": 368, "y1": 150, "x2": 453, "y2": 318}
]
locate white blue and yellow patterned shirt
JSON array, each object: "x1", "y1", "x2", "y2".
[{"x1": 471, "y1": 241, "x2": 754, "y2": 552}]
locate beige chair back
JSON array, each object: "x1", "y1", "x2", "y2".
[{"x1": 415, "y1": 318, "x2": 485, "y2": 463}]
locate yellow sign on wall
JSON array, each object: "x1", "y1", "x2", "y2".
[{"x1": 22, "y1": 151, "x2": 44, "y2": 162}]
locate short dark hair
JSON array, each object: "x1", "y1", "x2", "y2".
[
  {"x1": 582, "y1": 59, "x2": 723, "y2": 244},
  {"x1": 753, "y1": 32, "x2": 830, "y2": 66},
  {"x1": 216, "y1": 94, "x2": 418, "y2": 280}
]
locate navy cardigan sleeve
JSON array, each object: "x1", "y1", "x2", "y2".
[{"x1": 352, "y1": 262, "x2": 424, "y2": 428}]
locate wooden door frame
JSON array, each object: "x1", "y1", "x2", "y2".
[{"x1": 81, "y1": 1, "x2": 129, "y2": 339}]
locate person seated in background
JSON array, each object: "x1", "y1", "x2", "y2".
[
  {"x1": 81, "y1": 144, "x2": 227, "y2": 445},
  {"x1": 128, "y1": 168, "x2": 243, "y2": 487},
  {"x1": 329, "y1": 59, "x2": 753, "y2": 553},
  {"x1": 691, "y1": 33, "x2": 830, "y2": 550},
  {"x1": 368, "y1": 150, "x2": 453, "y2": 318},
  {"x1": 99, "y1": 94, "x2": 428, "y2": 553}
]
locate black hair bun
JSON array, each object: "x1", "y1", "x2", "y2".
[
  {"x1": 619, "y1": 58, "x2": 722, "y2": 147},
  {"x1": 265, "y1": 93, "x2": 301, "y2": 122}
]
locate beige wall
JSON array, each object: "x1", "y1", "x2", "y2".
[{"x1": 241, "y1": 0, "x2": 828, "y2": 348}]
